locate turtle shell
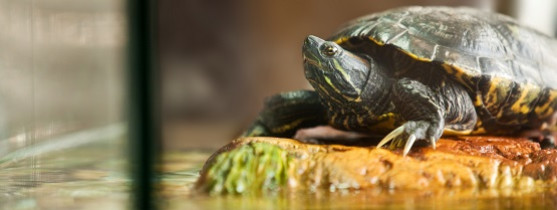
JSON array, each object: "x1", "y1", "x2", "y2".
[
  {"x1": 330, "y1": 6, "x2": 557, "y2": 88},
  {"x1": 329, "y1": 6, "x2": 557, "y2": 128}
]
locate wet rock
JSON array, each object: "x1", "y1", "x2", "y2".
[{"x1": 196, "y1": 136, "x2": 557, "y2": 194}]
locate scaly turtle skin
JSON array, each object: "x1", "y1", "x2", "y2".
[{"x1": 244, "y1": 6, "x2": 557, "y2": 154}]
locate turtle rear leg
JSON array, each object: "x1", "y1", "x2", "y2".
[
  {"x1": 520, "y1": 112, "x2": 557, "y2": 149},
  {"x1": 521, "y1": 130, "x2": 556, "y2": 149},
  {"x1": 242, "y1": 90, "x2": 328, "y2": 138}
]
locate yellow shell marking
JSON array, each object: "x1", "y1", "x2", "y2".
[
  {"x1": 485, "y1": 77, "x2": 503, "y2": 107},
  {"x1": 510, "y1": 83, "x2": 540, "y2": 114},
  {"x1": 334, "y1": 37, "x2": 349, "y2": 45},
  {"x1": 397, "y1": 47, "x2": 433, "y2": 62},
  {"x1": 367, "y1": 36, "x2": 385, "y2": 46},
  {"x1": 442, "y1": 64, "x2": 475, "y2": 89},
  {"x1": 473, "y1": 94, "x2": 484, "y2": 107},
  {"x1": 337, "y1": 35, "x2": 433, "y2": 62},
  {"x1": 535, "y1": 90, "x2": 557, "y2": 117},
  {"x1": 485, "y1": 77, "x2": 516, "y2": 118}
]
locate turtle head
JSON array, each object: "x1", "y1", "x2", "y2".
[{"x1": 303, "y1": 35, "x2": 371, "y2": 101}]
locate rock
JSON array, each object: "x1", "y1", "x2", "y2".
[{"x1": 195, "y1": 136, "x2": 557, "y2": 194}]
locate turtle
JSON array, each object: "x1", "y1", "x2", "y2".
[{"x1": 243, "y1": 6, "x2": 557, "y2": 155}]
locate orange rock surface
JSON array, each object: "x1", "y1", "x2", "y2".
[{"x1": 197, "y1": 136, "x2": 557, "y2": 192}]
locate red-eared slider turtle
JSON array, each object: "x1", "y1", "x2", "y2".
[{"x1": 243, "y1": 6, "x2": 557, "y2": 155}]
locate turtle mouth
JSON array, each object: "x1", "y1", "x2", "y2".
[
  {"x1": 303, "y1": 55, "x2": 320, "y2": 67},
  {"x1": 303, "y1": 59, "x2": 317, "y2": 80},
  {"x1": 302, "y1": 50, "x2": 325, "y2": 81}
]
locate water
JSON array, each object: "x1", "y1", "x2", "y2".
[
  {"x1": 0, "y1": 124, "x2": 129, "y2": 210},
  {"x1": 1, "y1": 126, "x2": 557, "y2": 209}
]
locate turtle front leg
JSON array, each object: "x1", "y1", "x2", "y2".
[
  {"x1": 377, "y1": 78, "x2": 444, "y2": 154},
  {"x1": 377, "y1": 78, "x2": 476, "y2": 155},
  {"x1": 242, "y1": 90, "x2": 328, "y2": 138}
]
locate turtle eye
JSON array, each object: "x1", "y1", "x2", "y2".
[{"x1": 322, "y1": 44, "x2": 338, "y2": 56}]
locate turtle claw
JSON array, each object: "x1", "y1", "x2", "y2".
[
  {"x1": 402, "y1": 134, "x2": 416, "y2": 156},
  {"x1": 377, "y1": 121, "x2": 442, "y2": 155},
  {"x1": 377, "y1": 125, "x2": 404, "y2": 148},
  {"x1": 430, "y1": 137, "x2": 436, "y2": 149}
]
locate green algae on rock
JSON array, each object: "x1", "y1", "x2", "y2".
[{"x1": 196, "y1": 142, "x2": 292, "y2": 194}]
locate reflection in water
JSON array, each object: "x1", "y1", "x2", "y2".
[
  {"x1": 0, "y1": 124, "x2": 129, "y2": 209},
  {"x1": 163, "y1": 177, "x2": 557, "y2": 209},
  {"x1": 163, "y1": 188, "x2": 557, "y2": 209}
]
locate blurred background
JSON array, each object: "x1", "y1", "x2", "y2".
[
  {"x1": 0, "y1": 0, "x2": 129, "y2": 209},
  {"x1": 0, "y1": 0, "x2": 556, "y2": 209},
  {"x1": 160, "y1": 0, "x2": 557, "y2": 150}
]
